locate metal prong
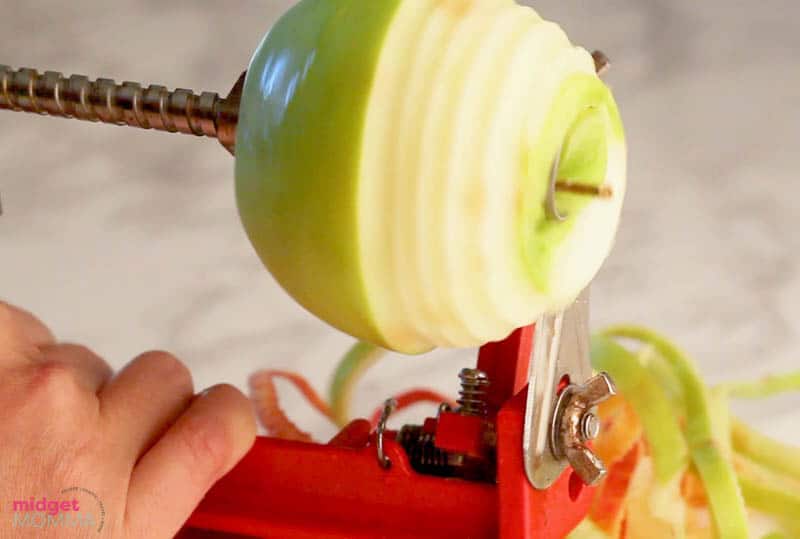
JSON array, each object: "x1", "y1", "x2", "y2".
[
  {"x1": 545, "y1": 153, "x2": 613, "y2": 221},
  {"x1": 555, "y1": 181, "x2": 614, "y2": 199},
  {"x1": 592, "y1": 50, "x2": 611, "y2": 77}
]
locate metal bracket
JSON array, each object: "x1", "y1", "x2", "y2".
[{"x1": 523, "y1": 289, "x2": 615, "y2": 489}]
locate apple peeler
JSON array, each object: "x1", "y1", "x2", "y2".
[{"x1": 0, "y1": 50, "x2": 616, "y2": 538}]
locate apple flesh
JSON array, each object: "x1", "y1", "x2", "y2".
[{"x1": 235, "y1": 0, "x2": 626, "y2": 353}]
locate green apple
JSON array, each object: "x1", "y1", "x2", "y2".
[{"x1": 235, "y1": 0, "x2": 626, "y2": 354}]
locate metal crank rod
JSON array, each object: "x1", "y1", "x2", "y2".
[{"x1": 0, "y1": 64, "x2": 245, "y2": 155}]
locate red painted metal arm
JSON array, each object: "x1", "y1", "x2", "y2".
[
  {"x1": 182, "y1": 423, "x2": 497, "y2": 538},
  {"x1": 180, "y1": 326, "x2": 594, "y2": 538}
]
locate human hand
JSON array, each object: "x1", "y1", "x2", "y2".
[{"x1": 0, "y1": 301, "x2": 256, "y2": 538}]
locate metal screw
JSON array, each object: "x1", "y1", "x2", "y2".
[
  {"x1": 0, "y1": 65, "x2": 245, "y2": 155},
  {"x1": 580, "y1": 413, "x2": 601, "y2": 441},
  {"x1": 457, "y1": 368, "x2": 490, "y2": 417},
  {"x1": 551, "y1": 372, "x2": 616, "y2": 486}
]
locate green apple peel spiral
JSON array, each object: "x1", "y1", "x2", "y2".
[{"x1": 235, "y1": 0, "x2": 626, "y2": 353}]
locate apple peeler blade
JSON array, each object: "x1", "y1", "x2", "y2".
[{"x1": 523, "y1": 288, "x2": 617, "y2": 489}]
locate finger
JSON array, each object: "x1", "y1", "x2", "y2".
[
  {"x1": 0, "y1": 301, "x2": 56, "y2": 363},
  {"x1": 100, "y1": 351, "x2": 194, "y2": 461},
  {"x1": 125, "y1": 384, "x2": 256, "y2": 538},
  {"x1": 37, "y1": 343, "x2": 113, "y2": 392}
]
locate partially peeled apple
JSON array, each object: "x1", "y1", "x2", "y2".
[{"x1": 235, "y1": 0, "x2": 626, "y2": 353}]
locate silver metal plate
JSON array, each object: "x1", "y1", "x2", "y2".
[{"x1": 523, "y1": 289, "x2": 592, "y2": 490}]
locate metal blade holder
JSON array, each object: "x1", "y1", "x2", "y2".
[{"x1": 524, "y1": 290, "x2": 617, "y2": 489}]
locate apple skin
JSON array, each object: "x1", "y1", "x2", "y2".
[{"x1": 235, "y1": 0, "x2": 402, "y2": 347}]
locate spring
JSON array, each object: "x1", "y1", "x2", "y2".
[{"x1": 397, "y1": 426, "x2": 453, "y2": 477}]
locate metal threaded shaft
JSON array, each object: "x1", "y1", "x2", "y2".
[
  {"x1": 0, "y1": 65, "x2": 242, "y2": 154},
  {"x1": 457, "y1": 368, "x2": 490, "y2": 417}
]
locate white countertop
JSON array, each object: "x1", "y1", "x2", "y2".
[{"x1": 1, "y1": 0, "x2": 798, "y2": 445}]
